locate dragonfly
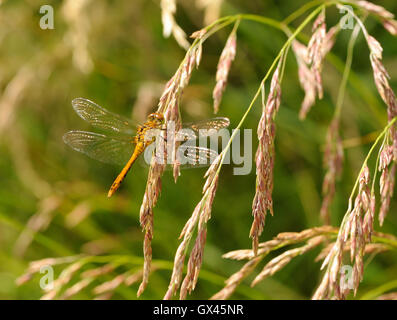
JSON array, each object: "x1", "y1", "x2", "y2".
[{"x1": 63, "y1": 98, "x2": 230, "y2": 197}]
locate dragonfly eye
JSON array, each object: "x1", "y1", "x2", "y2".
[
  {"x1": 148, "y1": 112, "x2": 164, "y2": 124},
  {"x1": 157, "y1": 113, "x2": 165, "y2": 123}
]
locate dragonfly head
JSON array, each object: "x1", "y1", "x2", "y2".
[{"x1": 147, "y1": 112, "x2": 165, "y2": 126}]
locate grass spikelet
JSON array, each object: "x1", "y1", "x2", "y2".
[
  {"x1": 321, "y1": 119, "x2": 344, "y2": 223},
  {"x1": 161, "y1": 0, "x2": 190, "y2": 49},
  {"x1": 356, "y1": 1, "x2": 394, "y2": 19},
  {"x1": 250, "y1": 56, "x2": 284, "y2": 255},
  {"x1": 307, "y1": 9, "x2": 326, "y2": 101},
  {"x1": 213, "y1": 21, "x2": 238, "y2": 113},
  {"x1": 137, "y1": 41, "x2": 205, "y2": 296},
  {"x1": 179, "y1": 228, "x2": 207, "y2": 300},
  {"x1": 210, "y1": 256, "x2": 262, "y2": 300},
  {"x1": 314, "y1": 117, "x2": 397, "y2": 299},
  {"x1": 251, "y1": 236, "x2": 325, "y2": 287},
  {"x1": 164, "y1": 155, "x2": 221, "y2": 299}
]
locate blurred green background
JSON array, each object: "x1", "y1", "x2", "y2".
[{"x1": 0, "y1": 0, "x2": 396, "y2": 299}]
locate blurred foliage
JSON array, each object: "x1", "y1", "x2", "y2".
[{"x1": 0, "y1": 0, "x2": 397, "y2": 300}]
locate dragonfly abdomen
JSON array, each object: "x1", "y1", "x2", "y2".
[{"x1": 107, "y1": 142, "x2": 146, "y2": 197}]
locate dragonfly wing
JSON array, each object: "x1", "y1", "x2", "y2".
[
  {"x1": 177, "y1": 117, "x2": 230, "y2": 141},
  {"x1": 187, "y1": 117, "x2": 230, "y2": 131},
  {"x1": 72, "y1": 98, "x2": 136, "y2": 135},
  {"x1": 179, "y1": 145, "x2": 219, "y2": 167},
  {"x1": 148, "y1": 144, "x2": 218, "y2": 168},
  {"x1": 63, "y1": 131, "x2": 134, "y2": 165}
]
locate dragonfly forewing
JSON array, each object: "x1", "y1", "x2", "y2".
[
  {"x1": 72, "y1": 98, "x2": 136, "y2": 135},
  {"x1": 175, "y1": 117, "x2": 230, "y2": 141}
]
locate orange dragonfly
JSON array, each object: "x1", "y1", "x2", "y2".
[{"x1": 63, "y1": 98, "x2": 230, "y2": 197}]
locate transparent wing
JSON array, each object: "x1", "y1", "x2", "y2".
[
  {"x1": 179, "y1": 145, "x2": 219, "y2": 167},
  {"x1": 176, "y1": 117, "x2": 230, "y2": 141},
  {"x1": 72, "y1": 98, "x2": 136, "y2": 135},
  {"x1": 63, "y1": 131, "x2": 134, "y2": 165},
  {"x1": 185, "y1": 117, "x2": 230, "y2": 131},
  {"x1": 145, "y1": 144, "x2": 218, "y2": 168}
]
